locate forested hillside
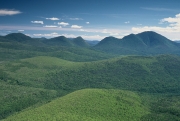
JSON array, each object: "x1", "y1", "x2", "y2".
[{"x1": 0, "y1": 32, "x2": 180, "y2": 120}]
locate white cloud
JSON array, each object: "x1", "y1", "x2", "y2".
[
  {"x1": 31, "y1": 21, "x2": 44, "y2": 24},
  {"x1": 33, "y1": 34, "x2": 42, "y2": 36},
  {"x1": 161, "y1": 13, "x2": 180, "y2": 27},
  {"x1": 132, "y1": 13, "x2": 180, "y2": 40},
  {"x1": 86, "y1": 22, "x2": 90, "y2": 24},
  {"x1": 132, "y1": 13, "x2": 180, "y2": 33},
  {"x1": 81, "y1": 35, "x2": 105, "y2": 40},
  {"x1": 43, "y1": 25, "x2": 58, "y2": 28},
  {"x1": 141, "y1": 7, "x2": 178, "y2": 12},
  {"x1": 46, "y1": 17, "x2": 60, "y2": 20},
  {"x1": 58, "y1": 22, "x2": 69, "y2": 26},
  {"x1": 125, "y1": 21, "x2": 130, "y2": 24},
  {"x1": 33, "y1": 32, "x2": 60, "y2": 37},
  {"x1": 18, "y1": 30, "x2": 24, "y2": 32},
  {"x1": 62, "y1": 34, "x2": 105, "y2": 40},
  {"x1": 79, "y1": 29, "x2": 85, "y2": 31},
  {"x1": 33, "y1": 32, "x2": 104, "y2": 40},
  {"x1": 25, "y1": 34, "x2": 30, "y2": 37},
  {"x1": 70, "y1": 18, "x2": 83, "y2": 20},
  {"x1": 0, "y1": 25, "x2": 129, "y2": 40},
  {"x1": 71, "y1": 25, "x2": 82, "y2": 29},
  {"x1": 0, "y1": 9, "x2": 21, "y2": 16},
  {"x1": 51, "y1": 32, "x2": 59, "y2": 35},
  {"x1": 102, "y1": 29, "x2": 109, "y2": 34}
]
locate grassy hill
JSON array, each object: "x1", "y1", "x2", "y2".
[{"x1": 3, "y1": 89, "x2": 149, "y2": 121}]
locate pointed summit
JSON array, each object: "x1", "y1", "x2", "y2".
[
  {"x1": 72, "y1": 36, "x2": 89, "y2": 47},
  {"x1": 136, "y1": 31, "x2": 176, "y2": 47}
]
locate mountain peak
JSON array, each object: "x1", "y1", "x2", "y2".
[
  {"x1": 73, "y1": 36, "x2": 89, "y2": 47},
  {"x1": 136, "y1": 31, "x2": 173, "y2": 47},
  {"x1": 5, "y1": 33, "x2": 32, "y2": 42},
  {"x1": 95, "y1": 31, "x2": 180, "y2": 55},
  {"x1": 44, "y1": 36, "x2": 73, "y2": 46}
]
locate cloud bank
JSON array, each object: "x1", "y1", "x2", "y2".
[
  {"x1": 31, "y1": 21, "x2": 44, "y2": 24},
  {"x1": 46, "y1": 17, "x2": 60, "y2": 20},
  {"x1": 43, "y1": 25, "x2": 58, "y2": 28},
  {"x1": 0, "y1": 9, "x2": 21, "y2": 16},
  {"x1": 70, "y1": 18, "x2": 83, "y2": 20},
  {"x1": 71, "y1": 25, "x2": 82, "y2": 29},
  {"x1": 132, "y1": 13, "x2": 180, "y2": 40},
  {"x1": 58, "y1": 22, "x2": 69, "y2": 26}
]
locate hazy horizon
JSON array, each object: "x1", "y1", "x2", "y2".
[{"x1": 0, "y1": 0, "x2": 180, "y2": 40}]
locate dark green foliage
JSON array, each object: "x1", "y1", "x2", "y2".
[
  {"x1": 141, "y1": 95, "x2": 180, "y2": 121},
  {"x1": 0, "y1": 82, "x2": 58, "y2": 120},
  {"x1": 44, "y1": 55, "x2": 180, "y2": 94},
  {"x1": 1, "y1": 55, "x2": 180, "y2": 120}
]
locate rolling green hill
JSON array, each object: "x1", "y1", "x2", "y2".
[
  {"x1": 0, "y1": 55, "x2": 180, "y2": 120},
  {"x1": 44, "y1": 55, "x2": 180, "y2": 93},
  {"x1": 2, "y1": 89, "x2": 149, "y2": 121}
]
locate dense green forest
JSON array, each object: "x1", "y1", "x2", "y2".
[{"x1": 0, "y1": 32, "x2": 180, "y2": 120}]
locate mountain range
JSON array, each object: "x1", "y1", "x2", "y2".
[
  {"x1": 1, "y1": 31, "x2": 180, "y2": 55},
  {"x1": 1, "y1": 31, "x2": 180, "y2": 120},
  {"x1": 95, "y1": 31, "x2": 180, "y2": 55}
]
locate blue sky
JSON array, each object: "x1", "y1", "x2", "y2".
[{"x1": 0, "y1": 0, "x2": 180, "y2": 40}]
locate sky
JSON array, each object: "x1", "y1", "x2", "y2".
[{"x1": 0, "y1": 0, "x2": 180, "y2": 40}]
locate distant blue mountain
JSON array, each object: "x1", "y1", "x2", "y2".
[{"x1": 85, "y1": 40, "x2": 99, "y2": 46}]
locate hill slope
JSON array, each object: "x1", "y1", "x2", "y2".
[
  {"x1": 3, "y1": 89, "x2": 148, "y2": 121},
  {"x1": 44, "y1": 55, "x2": 180, "y2": 93}
]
